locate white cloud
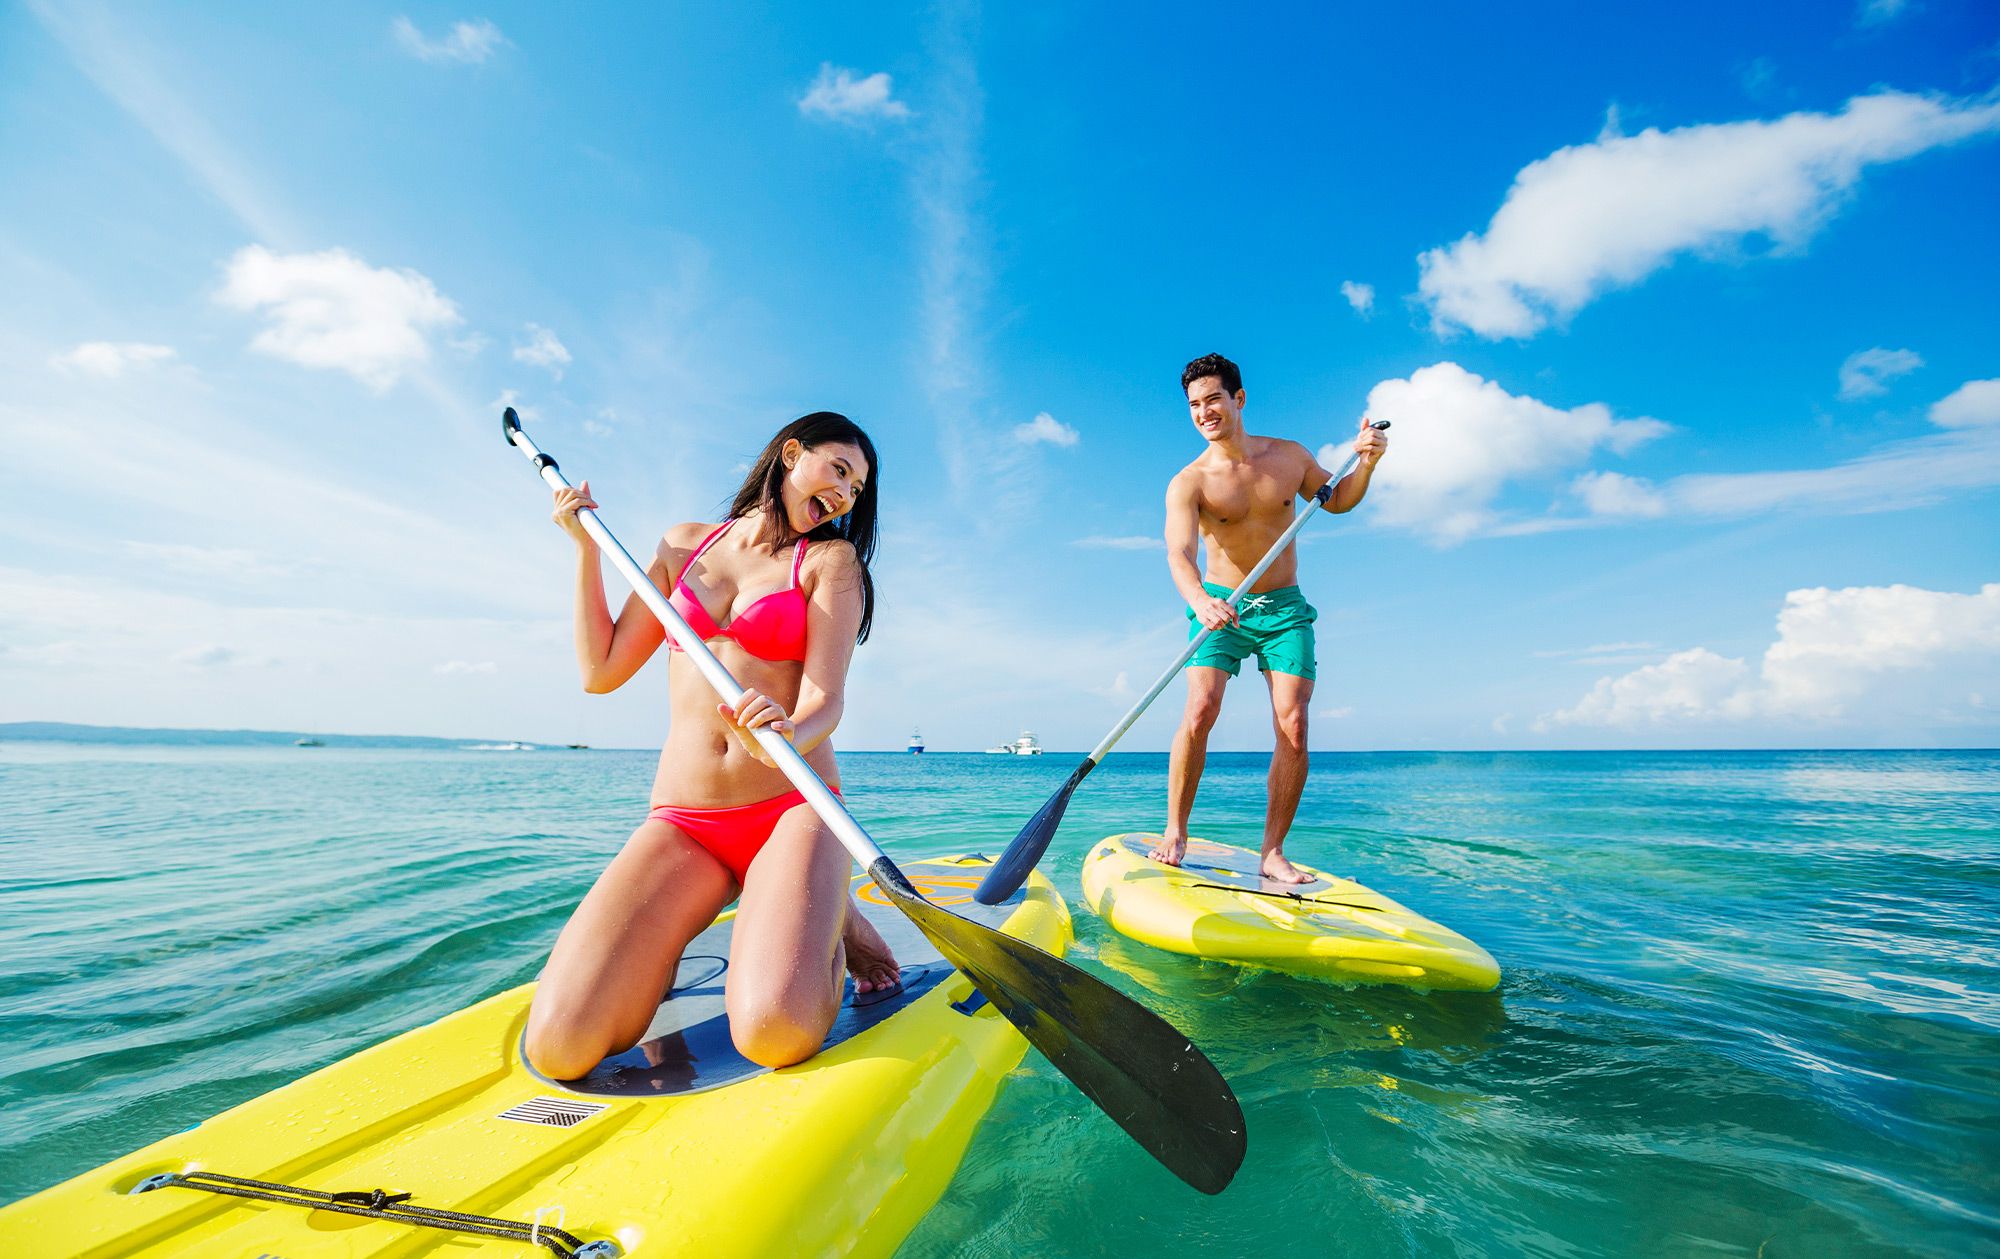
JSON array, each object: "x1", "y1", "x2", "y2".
[
  {"x1": 1929, "y1": 378, "x2": 2000, "y2": 428},
  {"x1": 1074, "y1": 535, "x2": 1164, "y2": 551},
  {"x1": 1572, "y1": 469, "x2": 1668, "y2": 517},
  {"x1": 391, "y1": 17, "x2": 506, "y2": 64},
  {"x1": 435, "y1": 659, "x2": 498, "y2": 675},
  {"x1": 798, "y1": 63, "x2": 911, "y2": 123},
  {"x1": 1839, "y1": 347, "x2": 1923, "y2": 399},
  {"x1": 51, "y1": 341, "x2": 176, "y2": 377},
  {"x1": 1546, "y1": 583, "x2": 2000, "y2": 728},
  {"x1": 1339, "y1": 281, "x2": 1375, "y2": 317},
  {"x1": 216, "y1": 245, "x2": 462, "y2": 391},
  {"x1": 1545, "y1": 648, "x2": 1751, "y2": 728},
  {"x1": 1315, "y1": 705, "x2": 1354, "y2": 720},
  {"x1": 1327, "y1": 362, "x2": 1669, "y2": 543},
  {"x1": 1014, "y1": 412, "x2": 1078, "y2": 447},
  {"x1": 512, "y1": 324, "x2": 572, "y2": 378},
  {"x1": 1355, "y1": 365, "x2": 2000, "y2": 539},
  {"x1": 1417, "y1": 90, "x2": 2000, "y2": 339}
]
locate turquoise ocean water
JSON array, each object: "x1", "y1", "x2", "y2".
[{"x1": 1, "y1": 741, "x2": 1995, "y2": 1256}]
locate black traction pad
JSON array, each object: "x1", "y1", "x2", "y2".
[{"x1": 529, "y1": 866, "x2": 1025, "y2": 1098}]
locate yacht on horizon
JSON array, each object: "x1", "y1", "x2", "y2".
[{"x1": 985, "y1": 731, "x2": 1042, "y2": 756}]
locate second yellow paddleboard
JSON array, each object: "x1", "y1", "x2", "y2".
[{"x1": 1082, "y1": 834, "x2": 1498, "y2": 991}]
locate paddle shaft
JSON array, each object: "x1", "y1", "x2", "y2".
[
  {"x1": 502, "y1": 411, "x2": 885, "y2": 873},
  {"x1": 1081, "y1": 420, "x2": 1389, "y2": 765}
]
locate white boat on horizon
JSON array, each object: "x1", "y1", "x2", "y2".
[
  {"x1": 907, "y1": 727, "x2": 925, "y2": 754},
  {"x1": 985, "y1": 731, "x2": 1042, "y2": 755}
]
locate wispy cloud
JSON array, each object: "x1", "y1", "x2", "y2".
[
  {"x1": 1639, "y1": 425, "x2": 2000, "y2": 519},
  {"x1": 1534, "y1": 641, "x2": 1671, "y2": 668},
  {"x1": 29, "y1": 1, "x2": 292, "y2": 242},
  {"x1": 1856, "y1": 0, "x2": 1911, "y2": 28},
  {"x1": 1074, "y1": 535, "x2": 1163, "y2": 551},
  {"x1": 435, "y1": 659, "x2": 498, "y2": 675},
  {"x1": 1418, "y1": 90, "x2": 2000, "y2": 339},
  {"x1": 216, "y1": 245, "x2": 463, "y2": 391},
  {"x1": 1339, "y1": 280, "x2": 1375, "y2": 317},
  {"x1": 1014, "y1": 412, "x2": 1078, "y2": 447},
  {"x1": 121, "y1": 541, "x2": 291, "y2": 582},
  {"x1": 909, "y1": 3, "x2": 1051, "y2": 530},
  {"x1": 391, "y1": 17, "x2": 507, "y2": 65},
  {"x1": 51, "y1": 341, "x2": 176, "y2": 377},
  {"x1": 1739, "y1": 57, "x2": 1779, "y2": 100},
  {"x1": 1534, "y1": 640, "x2": 1663, "y2": 659},
  {"x1": 798, "y1": 63, "x2": 912, "y2": 123},
  {"x1": 1838, "y1": 346, "x2": 1922, "y2": 400},
  {"x1": 512, "y1": 323, "x2": 572, "y2": 379}
]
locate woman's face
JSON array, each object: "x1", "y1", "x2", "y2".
[{"x1": 780, "y1": 439, "x2": 870, "y2": 533}]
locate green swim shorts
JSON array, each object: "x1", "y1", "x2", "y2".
[{"x1": 1185, "y1": 581, "x2": 1317, "y2": 680}]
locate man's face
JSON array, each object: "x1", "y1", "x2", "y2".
[{"x1": 1186, "y1": 376, "x2": 1244, "y2": 441}]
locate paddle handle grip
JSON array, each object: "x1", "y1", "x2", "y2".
[
  {"x1": 1080, "y1": 420, "x2": 1388, "y2": 764},
  {"x1": 502, "y1": 408, "x2": 888, "y2": 871}
]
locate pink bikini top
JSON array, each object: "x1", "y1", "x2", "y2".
[{"x1": 665, "y1": 519, "x2": 810, "y2": 662}]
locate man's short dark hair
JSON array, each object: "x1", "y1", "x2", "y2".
[{"x1": 1181, "y1": 353, "x2": 1242, "y2": 397}]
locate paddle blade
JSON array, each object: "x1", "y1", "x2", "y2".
[
  {"x1": 973, "y1": 759, "x2": 1094, "y2": 905},
  {"x1": 870, "y1": 858, "x2": 1245, "y2": 1193}
]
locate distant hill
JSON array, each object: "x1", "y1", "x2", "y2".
[{"x1": 0, "y1": 721, "x2": 508, "y2": 749}]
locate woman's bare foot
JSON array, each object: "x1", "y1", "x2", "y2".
[
  {"x1": 1260, "y1": 848, "x2": 1314, "y2": 884},
  {"x1": 1148, "y1": 833, "x2": 1189, "y2": 866},
  {"x1": 842, "y1": 899, "x2": 901, "y2": 993}
]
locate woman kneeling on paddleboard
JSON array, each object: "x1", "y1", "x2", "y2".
[{"x1": 525, "y1": 412, "x2": 899, "y2": 1077}]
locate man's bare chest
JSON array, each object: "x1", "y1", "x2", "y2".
[{"x1": 1196, "y1": 466, "x2": 1296, "y2": 526}]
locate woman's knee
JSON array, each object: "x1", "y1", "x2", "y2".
[
  {"x1": 729, "y1": 994, "x2": 836, "y2": 1068},
  {"x1": 523, "y1": 1013, "x2": 610, "y2": 1080}
]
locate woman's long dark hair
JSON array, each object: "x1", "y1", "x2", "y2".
[{"x1": 727, "y1": 412, "x2": 879, "y2": 643}]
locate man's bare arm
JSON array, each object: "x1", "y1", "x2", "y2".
[
  {"x1": 1165, "y1": 472, "x2": 1236, "y2": 628},
  {"x1": 1298, "y1": 423, "x2": 1386, "y2": 514}
]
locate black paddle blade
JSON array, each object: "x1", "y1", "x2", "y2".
[
  {"x1": 973, "y1": 759, "x2": 1095, "y2": 904},
  {"x1": 869, "y1": 858, "x2": 1245, "y2": 1193}
]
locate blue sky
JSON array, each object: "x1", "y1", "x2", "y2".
[{"x1": 3, "y1": 1, "x2": 1997, "y2": 751}]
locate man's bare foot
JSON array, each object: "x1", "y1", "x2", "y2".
[
  {"x1": 1148, "y1": 833, "x2": 1188, "y2": 866},
  {"x1": 1260, "y1": 848, "x2": 1313, "y2": 884},
  {"x1": 842, "y1": 900, "x2": 901, "y2": 993}
]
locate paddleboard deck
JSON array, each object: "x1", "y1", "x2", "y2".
[
  {"x1": 0, "y1": 855, "x2": 1071, "y2": 1258},
  {"x1": 1082, "y1": 834, "x2": 1498, "y2": 991}
]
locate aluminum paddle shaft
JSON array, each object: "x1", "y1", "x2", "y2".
[{"x1": 974, "y1": 420, "x2": 1387, "y2": 904}]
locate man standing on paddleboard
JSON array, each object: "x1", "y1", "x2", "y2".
[{"x1": 1152, "y1": 353, "x2": 1388, "y2": 882}]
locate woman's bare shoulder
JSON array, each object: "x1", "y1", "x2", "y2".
[
  {"x1": 801, "y1": 537, "x2": 861, "y2": 588},
  {"x1": 652, "y1": 521, "x2": 719, "y2": 582}
]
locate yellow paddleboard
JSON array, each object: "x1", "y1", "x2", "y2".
[
  {"x1": 0, "y1": 856, "x2": 1071, "y2": 1258},
  {"x1": 1081, "y1": 835, "x2": 1498, "y2": 991}
]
